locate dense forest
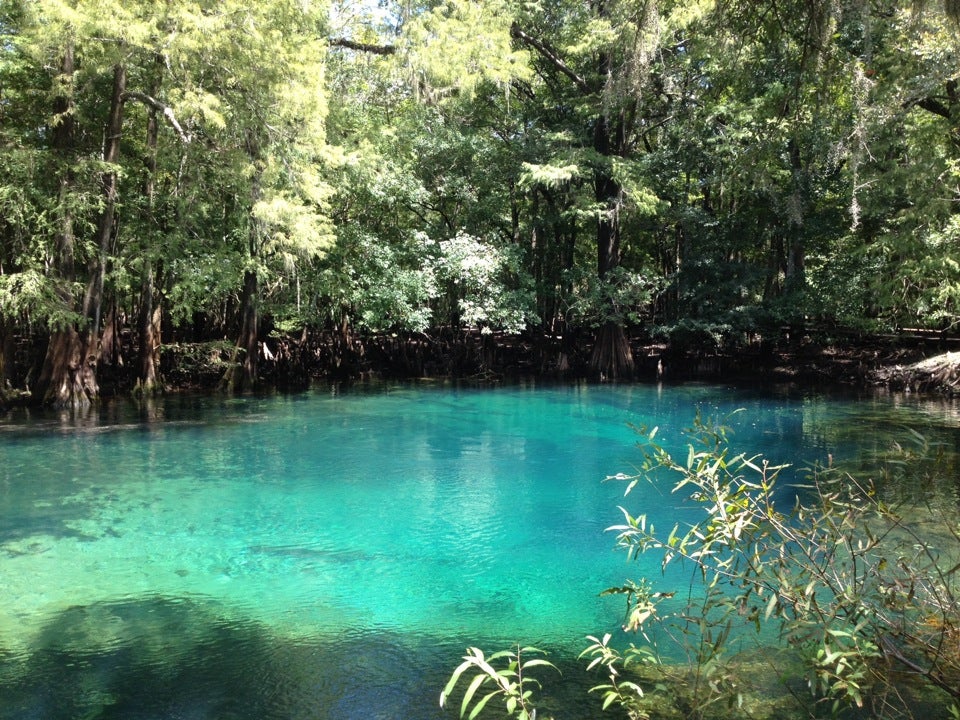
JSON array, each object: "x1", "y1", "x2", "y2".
[{"x1": 2, "y1": 0, "x2": 960, "y2": 407}]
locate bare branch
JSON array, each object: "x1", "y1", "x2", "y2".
[
  {"x1": 122, "y1": 91, "x2": 190, "y2": 143},
  {"x1": 907, "y1": 95, "x2": 952, "y2": 120},
  {"x1": 510, "y1": 23, "x2": 590, "y2": 94}
]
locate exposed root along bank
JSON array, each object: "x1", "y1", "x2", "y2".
[{"x1": 871, "y1": 351, "x2": 960, "y2": 396}]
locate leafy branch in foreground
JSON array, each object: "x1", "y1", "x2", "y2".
[
  {"x1": 440, "y1": 412, "x2": 960, "y2": 720},
  {"x1": 579, "y1": 631, "x2": 655, "y2": 719},
  {"x1": 439, "y1": 645, "x2": 558, "y2": 720},
  {"x1": 606, "y1": 411, "x2": 960, "y2": 718}
]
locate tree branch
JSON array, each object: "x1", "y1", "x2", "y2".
[
  {"x1": 907, "y1": 95, "x2": 953, "y2": 121},
  {"x1": 122, "y1": 91, "x2": 190, "y2": 143},
  {"x1": 329, "y1": 38, "x2": 397, "y2": 55},
  {"x1": 509, "y1": 23, "x2": 590, "y2": 94}
]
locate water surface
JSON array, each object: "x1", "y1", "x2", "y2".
[{"x1": 1, "y1": 381, "x2": 957, "y2": 719}]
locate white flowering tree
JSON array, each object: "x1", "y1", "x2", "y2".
[{"x1": 431, "y1": 232, "x2": 537, "y2": 335}]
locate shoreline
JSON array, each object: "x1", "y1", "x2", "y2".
[{"x1": 3, "y1": 333, "x2": 960, "y2": 410}]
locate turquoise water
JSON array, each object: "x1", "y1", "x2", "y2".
[{"x1": 0, "y1": 382, "x2": 958, "y2": 719}]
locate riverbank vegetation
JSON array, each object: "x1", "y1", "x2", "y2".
[
  {"x1": 2, "y1": 0, "x2": 960, "y2": 407},
  {"x1": 442, "y1": 414, "x2": 960, "y2": 719}
]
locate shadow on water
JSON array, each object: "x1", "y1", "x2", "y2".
[
  {"x1": 6, "y1": 594, "x2": 950, "y2": 720},
  {"x1": 0, "y1": 395, "x2": 270, "y2": 549},
  {"x1": 12, "y1": 595, "x2": 951, "y2": 720},
  {"x1": 0, "y1": 393, "x2": 269, "y2": 437},
  {"x1": 0, "y1": 595, "x2": 612, "y2": 720}
]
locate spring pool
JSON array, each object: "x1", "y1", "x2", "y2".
[{"x1": 1, "y1": 381, "x2": 957, "y2": 719}]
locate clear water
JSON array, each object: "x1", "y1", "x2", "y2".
[{"x1": 0, "y1": 381, "x2": 957, "y2": 719}]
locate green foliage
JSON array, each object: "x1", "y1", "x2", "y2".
[
  {"x1": 519, "y1": 162, "x2": 584, "y2": 189},
  {"x1": 442, "y1": 414, "x2": 960, "y2": 719},
  {"x1": 3, "y1": 0, "x2": 960, "y2": 388},
  {"x1": 565, "y1": 266, "x2": 660, "y2": 329},
  {"x1": 0, "y1": 270, "x2": 82, "y2": 329},
  {"x1": 165, "y1": 252, "x2": 246, "y2": 326},
  {"x1": 607, "y1": 412, "x2": 960, "y2": 717},
  {"x1": 580, "y1": 632, "x2": 654, "y2": 719},
  {"x1": 431, "y1": 232, "x2": 538, "y2": 334},
  {"x1": 440, "y1": 645, "x2": 558, "y2": 720},
  {"x1": 403, "y1": 0, "x2": 531, "y2": 100},
  {"x1": 650, "y1": 319, "x2": 733, "y2": 355},
  {"x1": 315, "y1": 228, "x2": 438, "y2": 333}
]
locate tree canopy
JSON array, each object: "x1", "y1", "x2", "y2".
[{"x1": 2, "y1": 0, "x2": 960, "y2": 404}]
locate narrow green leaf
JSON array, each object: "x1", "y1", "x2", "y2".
[
  {"x1": 441, "y1": 659, "x2": 474, "y2": 702},
  {"x1": 468, "y1": 690, "x2": 500, "y2": 720},
  {"x1": 764, "y1": 592, "x2": 778, "y2": 621},
  {"x1": 521, "y1": 659, "x2": 557, "y2": 671},
  {"x1": 461, "y1": 673, "x2": 487, "y2": 718}
]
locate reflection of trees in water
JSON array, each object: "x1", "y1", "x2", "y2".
[
  {"x1": 796, "y1": 395, "x2": 960, "y2": 510},
  {"x1": 0, "y1": 594, "x2": 620, "y2": 720},
  {"x1": 5, "y1": 597, "x2": 273, "y2": 719},
  {"x1": 1, "y1": 596, "x2": 419, "y2": 720}
]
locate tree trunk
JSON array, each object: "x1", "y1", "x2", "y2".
[
  {"x1": 589, "y1": 321, "x2": 634, "y2": 381},
  {"x1": 594, "y1": 115, "x2": 622, "y2": 278},
  {"x1": 37, "y1": 328, "x2": 99, "y2": 407},
  {"x1": 136, "y1": 72, "x2": 163, "y2": 395},
  {"x1": 98, "y1": 301, "x2": 122, "y2": 368},
  {"x1": 221, "y1": 132, "x2": 263, "y2": 393},
  {"x1": 38, "y1": 62, "x2": 126, "y2": 407},
  {"x1": 240, "y1": 268, "x2": 261, "y2": 389},
  {"x1": 34, "y1": 45, "x2": 93, "y2": 407},
  {"x1": 86, "y1": 63, "x2": 126, "y2": 332},
  {"x1": 52, "y1": 44, "x2": 76, "y2": 280},
  {"x1": 136, "y1": 261, "x2": 163, "y2": 395},
  {"x1": 0, "y1": 317, "x2": 11, "y2": 399},
  {"x1": 219, "y1": 268, "x2": 260, "y2": 392},
  {"x1": 589, "y1": 106, "x2": 634, "y2": 380},
  {"x1": 511, "y1": 16, "x2": 636, "y2": 378},
  {"x1": 785, "y1": 138, "x2": 807, "y2": 292}
]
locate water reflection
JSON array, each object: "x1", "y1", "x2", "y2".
[{"x1": 1, "y1": 594, "x2": 607, "y2": 720}]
